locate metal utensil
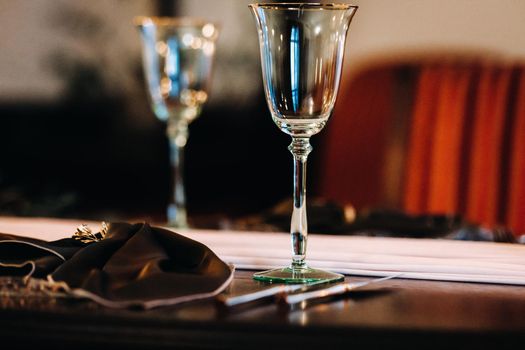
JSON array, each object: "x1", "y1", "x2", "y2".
[
  {"x1": 283, "y1": 273, "x2": 403, "y2": 307},
  {"x1": 216, "y1": 279, "x2": 335, "y2": 309}
]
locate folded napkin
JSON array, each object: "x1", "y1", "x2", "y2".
[
  {"x1": 178, "y1": 230, "x2": 525, "y2": 286},
  {"x1": 0, "y1": 222, "x2": 233, "y2": 309}
]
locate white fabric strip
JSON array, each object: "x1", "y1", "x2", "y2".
[
  {"x1": 1, "y1": 217, "x2": 525, "y2": 286},
  {"x1": 177, "y1": 229, "x2": 525, "y2": 286}
]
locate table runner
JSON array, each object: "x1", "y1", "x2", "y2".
[
  {"x1": 1, "y1": 217, "x2": 524, "y2": 285},
  {"x1": 181, "y1": 229, "x2": 525, "y2": 285}
]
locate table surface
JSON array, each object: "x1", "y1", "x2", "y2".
[{"x1": 1, "y1": 270, "x2": 525, "y2": 349}]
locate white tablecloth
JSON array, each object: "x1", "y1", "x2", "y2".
[{"x1": 1, "y1": 217, "x2": 525, "y2": 285}]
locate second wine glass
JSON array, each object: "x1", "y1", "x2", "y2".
[{"x1": 135, "y1": 17, "x2": 219, "y2": 227}]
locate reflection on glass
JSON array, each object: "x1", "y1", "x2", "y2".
[
  {"x1": 249, "y1": 3, "x2": 357, "y2": 283},
  {"x1": 135, "y1": 17, "x2": 219, "y2": 227}
]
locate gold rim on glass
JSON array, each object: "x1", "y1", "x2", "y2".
[{"x1": 248, "y1": 3, "x2": 358, "y2": 10}]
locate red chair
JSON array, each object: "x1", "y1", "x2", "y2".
[
  {"x1": 315, "y1": 66, "x2": 397, "y2": 210},
  {"x1": 316, "y1": 61, "x2": 525, "y2": 236}
]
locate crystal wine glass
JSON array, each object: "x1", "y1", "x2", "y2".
[
  {"x1": 135, "y1": 17, "x2": 219, "y2": 228},
  {"x1": 249, "y1": 3, "x2": 358, "y2": 283}
]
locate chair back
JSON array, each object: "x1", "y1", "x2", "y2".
[{"x1": 316, "y1": 61, "x2": 525, "y2": 236}]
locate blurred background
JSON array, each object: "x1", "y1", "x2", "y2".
[{"x1": 1, "y1": 0, "x2": 525, "y2": 236}]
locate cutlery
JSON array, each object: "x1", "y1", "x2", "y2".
[
  {"x1": 282, "y1": 273, "x2": 403, "y2": 307},
  {"x1": 217, "y1": 273, "x2": 403, "y2": 310},
  {"x1": 216, "y1": 279, "x2": 332, "y2": 309}
]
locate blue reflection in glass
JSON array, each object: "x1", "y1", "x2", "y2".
[
  {"x1": 166, "y1": 37, "x2": 180, "y2": 98},
  {"x1": 290, "y1": 25, "x2": 300, "y2": 112}
]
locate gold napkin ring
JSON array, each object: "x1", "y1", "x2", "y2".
[{"x1": 73, "y1": 222, "x2": 109, "y2": 243}]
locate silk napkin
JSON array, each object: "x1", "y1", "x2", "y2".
[{"x1": 0, "y1": 222, "x2": 233, "y2": 309}]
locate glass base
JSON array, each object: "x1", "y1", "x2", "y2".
[{"x1": 253, "y1": 266, "x2": 344, "y2": 284}]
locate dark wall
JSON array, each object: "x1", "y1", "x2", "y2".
[{"x1": 0, "y1": 89, "x2": 293, "y2": 221}]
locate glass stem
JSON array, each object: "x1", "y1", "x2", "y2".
[
  {"x1": 167, "y1": 122, "x2": 189, "y2": 228},
  {"x1": 288, "y1": 137, "x2": 312, "y2": 269}
]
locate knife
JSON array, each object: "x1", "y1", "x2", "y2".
[
  {"x1": 216, "y1": 278, "x2": 336, "y2": 309},
  {"x1": 282, "y1": 273, "x2": 403, "y2": 307}
]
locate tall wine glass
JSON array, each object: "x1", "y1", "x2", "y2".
[
  {"x1": 135, "y1": 17, "x2": 219, "y2": 228},
  {"x1": 249, "y1": 3, "x2": 357, "y2": 283}
]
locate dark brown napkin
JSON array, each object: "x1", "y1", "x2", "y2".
[{"x1": 0, "y1": 222, "x2": 233, "y2": 309}]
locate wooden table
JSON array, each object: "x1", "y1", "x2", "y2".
[{"x1": 1, "y1": 270, "x2": 525, "y2": 349}]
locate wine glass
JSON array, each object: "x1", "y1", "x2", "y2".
[
  {"x1": 135, "y1": 17, "x2": 219, "y2": 228},
  {"x1": 249, "y1": 3, "x2": 358, "y2": 283}
]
